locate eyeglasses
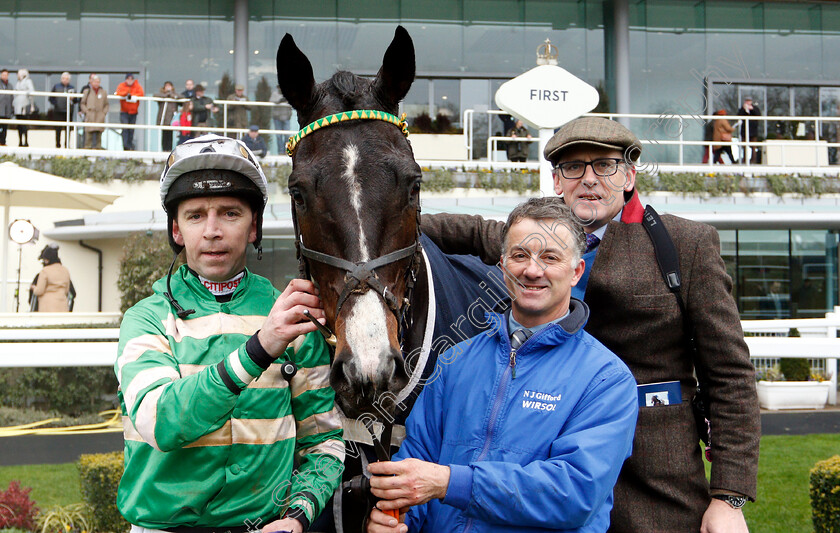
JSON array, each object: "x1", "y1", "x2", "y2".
[{"x1": 552, "y1": 158, "x2": 626, "y2": 180}]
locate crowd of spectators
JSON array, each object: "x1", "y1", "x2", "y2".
[{"x1": 0, "y1": 71, "x2": 292, "y2": 154}]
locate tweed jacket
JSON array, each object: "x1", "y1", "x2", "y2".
[{"x1": 421, "y1": 194, "x2": 760, "y2": 533}]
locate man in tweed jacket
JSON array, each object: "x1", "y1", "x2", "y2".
[{"x1": 421, "y1": 117, "x2": 760, "y2": 533}]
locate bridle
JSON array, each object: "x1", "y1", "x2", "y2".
[{"x1": 288, "y1": 109, "x2": 422, "y2": 353}]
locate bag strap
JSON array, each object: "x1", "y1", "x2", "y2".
[
  {"x1": 641, "y1": 205, "x2": 711, "y2": 451},
  {"x1": 641, "y1": 205, "x2": 695, "y2": 348}
]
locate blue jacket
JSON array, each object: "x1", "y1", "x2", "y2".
[{"x1": 395, "y1": 298, "x2": 638, "y2": 533}]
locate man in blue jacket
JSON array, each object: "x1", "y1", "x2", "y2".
[{"x1": 367, "y1": 198, "x2": 638, "y2": 533}]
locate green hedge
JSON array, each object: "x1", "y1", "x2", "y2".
[
  {"x1": 811, "y1": 455, "x2": 840, "y2": 532},
  {"x1": 78, "y1": 452, "x2": 128, "y2": 533},
  {"x1": 0, "y1": 368, "x2": 117, "y2": 416}
]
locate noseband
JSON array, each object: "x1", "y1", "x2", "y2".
[{"x1": 288, "y1": 109, "x2": 420, "y2": 346}]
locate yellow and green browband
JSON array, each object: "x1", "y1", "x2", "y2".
[{"x1": 286, "y1": 110, "x2": 409, "y2": 156}]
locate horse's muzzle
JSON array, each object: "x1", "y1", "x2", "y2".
[{"x1": 329, "y1": 347, "x2": 409, "y2": 418}]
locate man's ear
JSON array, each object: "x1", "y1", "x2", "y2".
[
  {"x1": 249, "y1": 215, "x2": 258, "y2": 244},
  {"x1": 570, "y1": 257, "x2": 586, "y2": 287},
  {"x1": 624, "y1": 166, "x2": 637, "y2": 192},
  {"x1": 553, "y1": 171, "x2": 563, "y2": 196},
  {"x1": 172, "y1": 219, "x2": 185, "y2": 246}
]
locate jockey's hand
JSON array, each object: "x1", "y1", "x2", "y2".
[
  {"x1": 261, "y1": 516, "x2": 302, "y2": 533},
  {"x1": 258, "y1": 278, "x2": 325, "y2": 357}
]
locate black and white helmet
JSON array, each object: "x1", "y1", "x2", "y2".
[{"x1": 160, "y1": 134, "x2": 269, "y2": 253}]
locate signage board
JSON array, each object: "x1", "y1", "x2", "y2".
[{"x1": 495, "y1": 65, "x2": 599, "y2": 129}]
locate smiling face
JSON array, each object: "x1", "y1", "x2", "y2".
[
  {"x1": 501, "y1": 218, "x2": 585, "y2": 328},
  {"x1": 552, "y1": 145, "x2": 635, "y2": 232},
  {"x1": 172, "y1": 196, "x2": 257, "y2": 281}
]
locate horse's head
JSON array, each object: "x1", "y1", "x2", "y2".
[{"x1": 277, "y1": 27, "x2": 421, "y2": 419}]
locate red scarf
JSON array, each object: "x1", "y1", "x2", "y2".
[{"x1": 620, "y1": 189, "x2": 644, "y2": 224}]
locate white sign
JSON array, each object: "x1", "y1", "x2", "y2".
[{"x1": 494, "y1": 65, "x2": 599, "y2": 130}]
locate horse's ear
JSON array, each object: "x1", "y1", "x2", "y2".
[
  {"x1": 372, "y1": 26, "x2": 415, "y2": 110},
  {"x1": 276, "y1": 33, "x2": 315, "y2": 112}
]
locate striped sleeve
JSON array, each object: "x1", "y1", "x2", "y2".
[
  {"x1": 117, "y1": 304, "x2": 255, "y2": 452},
  {"x1": 286, "y1": 332, "x2": 344, "y2": 525}
]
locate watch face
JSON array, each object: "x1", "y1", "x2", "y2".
[{"x1": 718, "y1": 495, "x2": 747, "y2": 508}]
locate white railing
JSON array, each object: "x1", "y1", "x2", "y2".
[
  {"x1": 2, "y1": 309, "x2": 837, "y2": 405},
  {"x1": 742, "y1": 306, "x2": 840, "y2": 405},
  {"x1": 463, "y1": 107, "x2": 840, "y2": 171},
  {"x1": 0, "y1": 88, "x2": 295, "y2": 151}
]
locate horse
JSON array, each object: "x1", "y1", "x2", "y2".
[{"x1": 277, "y1": 26, "x2": 508, "y2": 531}]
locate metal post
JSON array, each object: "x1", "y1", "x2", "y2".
[
  {"x1": 234, "y1": 0, "x2": 249, "y2": 91},
  {"x1": 613, "y1": 0, "x2": 631, "y2": 127}
]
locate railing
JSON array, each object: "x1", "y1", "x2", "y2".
[
  {"x1": 2, "y1": 310, "x2": 837, "y2": 405},
  {"x1": 742, "y1": 306, "x2": 840, "y2": 405},
  {"x1": 463, "y1": 107, "x2": 840, "y2": 172},
  {"x1": 0, "y1": 88, "x2": 295, "y2": 152}
]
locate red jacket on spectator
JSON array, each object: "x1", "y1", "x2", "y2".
[{"x1": 115, "y1": 80, "x2": 145, "y2": 114}]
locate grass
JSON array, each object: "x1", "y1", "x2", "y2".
[
  {"x1": 0, "y1": 463, "x2": 81, "y2": 509},
  {"x1": 0, "y1": 434, "x2": 838, "y2": 531}
]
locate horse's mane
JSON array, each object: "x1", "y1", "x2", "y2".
[{"x1": 316, "y1": 70, "x2": 395, "y2": 115}]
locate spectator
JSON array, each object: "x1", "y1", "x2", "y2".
[
  {"x1": 191, "y1": 84, "x2": 217, "y2": 135},
  {"x1": 181, "y1": 78, "x2": 195, "y2": 99},
  {"x1": 78, "y1": 73, "x2": 96, "y2": 147},
  {"x1": 368, "y1": 198, "x2": 638, "y2": 533},
  {"x1": 0, "y1": 69, "x2": 12, "y2": 146},
  {"x1": 712, "y1": 109, "x2": 735, "y2": 164},
  {"x1": 227, "y1": 83, "x2": 249, "y2": 137},
  {"x1": 13, "y1": 68, "x2": 35, "y2": 147},
  {"x1": 49, "y1": 71, "x2": 76, "y2": 148},
  {"x1": 115, "y1": 73, "x2": 144, "y2": 151},
  {"x1": 269, "y1": 84, "x2": 292, "y2": 149},
  {"x1": 155, "y1": 81, "x2": 179, "y2": 152},
  {"x1": 243, "y1": 124, "x2": 267, "y2": 157},
  {"x1": 80, "y1": 75, "x2": 109, "y2": 149},
  {"x1": 173, "y1": 100, "x2": 194, "y2": 145},
  {"x1": 506, "y1": 119, "x2": 531, "y2": 162},
  {"x1": 31, "y1": 245, "x2": 73, "y2": 312},
  {"x1": 737, "y1": 96, "x2": 762, "y2": 164}
]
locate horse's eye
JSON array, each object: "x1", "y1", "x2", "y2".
[
  {"x1": 410, "y1": 179, "x2": 421, "y2": 195},
  {"x1": 289, "y1": 187, "x2": 304, "y2": 205}
]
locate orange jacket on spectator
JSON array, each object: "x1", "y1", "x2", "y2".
[{"x1": 115, "y1": 80, "x2": 145, "y2": 114}]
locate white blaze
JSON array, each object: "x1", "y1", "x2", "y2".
[
  {"x1": 341, "y1": 144, "x2": 391, "y2": 379},
  {"x1": 342, "y1": 144, "x2": 369, "y2": 261},
  {"x1": 344, "y1": 291, "x2": 392, "y2": 379}
]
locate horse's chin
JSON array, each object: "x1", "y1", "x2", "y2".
[{"x1": 330, "y1": 373, "x2": 410, "y2": 421}]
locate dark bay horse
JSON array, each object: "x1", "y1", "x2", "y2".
[{"x1": 277, "y1": 26, "x2": 508, "y2": 531}]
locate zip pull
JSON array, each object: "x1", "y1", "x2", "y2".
[{"x1": 509, "y1": 349, "x2": 517, "y2": 379}]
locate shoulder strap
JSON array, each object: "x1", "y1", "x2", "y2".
[
  {"x1": 641, "y1": 206, "x2": 712, "y2": 451},
  {"x1": 641, "y1": 205, "x2": 701, "y2": 364}
]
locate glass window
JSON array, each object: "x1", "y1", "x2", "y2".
[
  {"x1": 764, "y1": 3, "x2": 822, "y2": 80},
  {"x1": 790, "y1": 230, "x2": 838, "y2": 317},
  {"x1": 734, "y1": 230, "x2": 790, "y2": 319},
  {"x1": 433, "y1": 79, "x2": 460, "y2": 127}
]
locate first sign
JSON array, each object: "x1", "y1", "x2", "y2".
[{"x1": 495, "y1": 65, "x2": 599, "y2": 129}]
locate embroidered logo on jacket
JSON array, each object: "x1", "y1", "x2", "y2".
[{"x1": 521, "y1": 390, "x2": 561, "y2": 412}]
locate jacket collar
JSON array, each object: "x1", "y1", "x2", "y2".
[
  {"x1": 494, "y1": 296, "x2": 590, "y2": 340},
  {"x1": 619, "y1": 189, "x2": 644, "y2": 224}
]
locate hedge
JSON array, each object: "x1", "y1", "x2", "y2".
[
  {"x1": 78, "y1": 452, "x2": 128, "y2": 533},
  {"x1": 811, "y1": 455, "x2": 840, "y2": 532}
]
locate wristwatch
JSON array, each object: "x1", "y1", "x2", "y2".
[{"x1": 713, "y1": 494, "x2": 747, "y2": 509}]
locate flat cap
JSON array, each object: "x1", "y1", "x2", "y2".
[{"x1": 544, "y1": 117, "x2": 642, "y2": 164}]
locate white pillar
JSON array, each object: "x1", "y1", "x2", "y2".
[
  {"x1": 539, "y1": 128, "x2": 555, "y2": 196},
  {"x1": 1, "y1": 194, "x2": 9, "y2": 312},
  {"x1": 234, "y1": 0, "x2": 249, "y2": 91},
  {"x1": 613, "y1": 0, "x2": 631, "y2": 127}
]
